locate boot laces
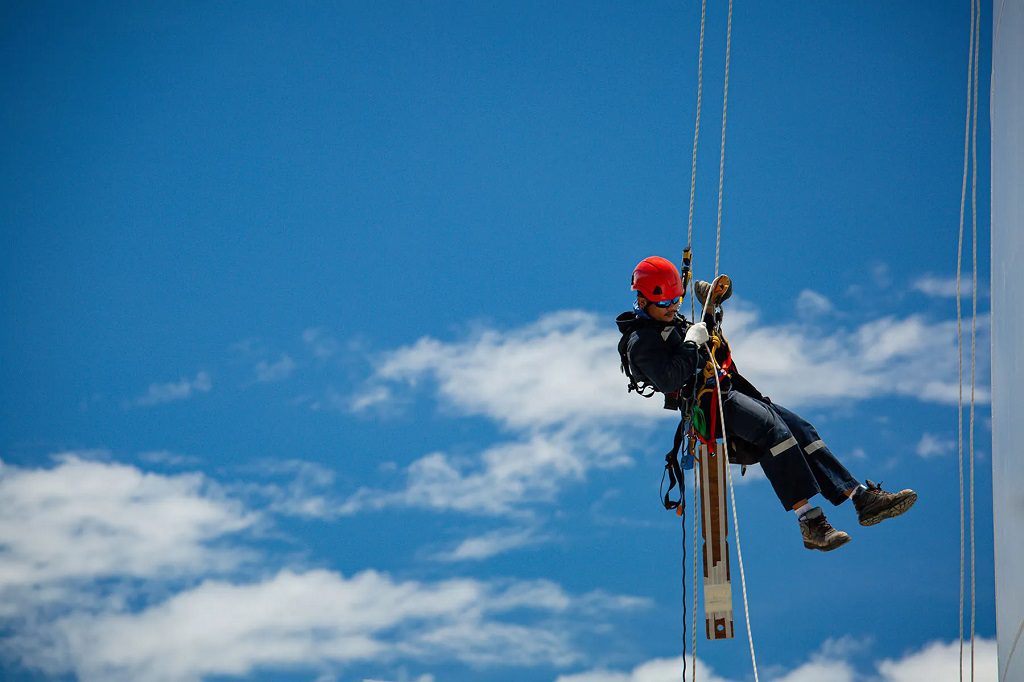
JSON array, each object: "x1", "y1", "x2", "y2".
[
  {"x1": 863, "y1": 479, "x2": 891, "y2": 501},
  {"x1": 807, "y1": 513, "x2": 836, "y2": 535}
]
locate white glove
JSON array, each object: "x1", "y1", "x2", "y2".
[{"x1": 684, "y1": 322, "x2": 710, "y2": 346}]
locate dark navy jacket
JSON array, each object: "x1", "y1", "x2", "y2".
[
  {"x1": 615, "y1": 311, "x2": 702, "y2": 395},
  {"x1": 616, "y1": 309, "x2": 769, "y2": 465}
]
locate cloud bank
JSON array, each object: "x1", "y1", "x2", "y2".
[
  {"x1": 342, "y1": 302, "x2": 986, "y2": 517},
  {"x1": 556, "y1": 637, "x2": 998, "y2": 682},
  {"x1": 0, "y1": 455, "x2": 642, "y2": 681}
]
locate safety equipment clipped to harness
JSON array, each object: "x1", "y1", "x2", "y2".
[{"x1": 660, "y1": 417, "x2": 697, "y2": 513}]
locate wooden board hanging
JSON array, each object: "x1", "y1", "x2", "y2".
[{"x1": 698, "y1": 440, "x2": 734, "y2": 640}]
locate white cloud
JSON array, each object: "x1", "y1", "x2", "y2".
[
  {"x1": 364, "y1": 306, "x2": 987, "y2": 433},
  {"x1": 304, "y1": 327, "x2": 341, "y2": 360},
  {"x1": 877, "y1": 638, "x2": 997, "y2": 681},
  {"x1": 371, "y1": 311, "x2": 659, "y2": 431},
  {"x1": 916, "y1": 432, "x2": 954, "y2": 459},
  {"x1": 136, "y1": 450, "x2": 203, "y2": 467},
  {"x1": 796, "y1": 289, "x2": 834, "y2": 317},
  {"x1": 770, "y1": 658, "x2": 855, "y2": 682},
  {"x1": 254, "y1": 354, "x2": 297, "y2": 382},
  {"x1": 130, "y1": 371, "x2": 212, "y2": 407},
  {"x1": 557, "y1": 638, "x2": 998, "y2": 682},
  {"x1": 231, "y1": 459, "x2": 340, "y2": 519},
  {"x1": 0, "y1": 457, "x2": 646, "y2": 681},
  {"x1": 0, "y1": 455, "x2": 255, "y2": 589},
  {"x1": 20, "y1": 570, "x2": 643, "y2": 681},
  {"x1": 724, "y1": 307, "x2": 989, "y2": 408},
  {"x1": 556, "y1": 655, "x2": 736, "y2": 682},
  {"x1": 341, "y1": 428, "x2": 631, "y2": 517},
  {"x1": 432, "y1": 526, "x2": 548, "y2": 562},
  {"x1": 46, "y1": 570, "x2": 591, "y2": 681},
  {"x1": 912, "y1": 274, "x2": 984, "y2": 299},
  {"x1": 350, "y1": 385, "x2": 395, "y2": 412},
  {"x1": 343, "y1": 302, "x2": 987, "y2": 517}
]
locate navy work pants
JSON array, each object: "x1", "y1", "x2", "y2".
[{"x1": 720, "y1": 390, "x2": 860, "y2": 510}]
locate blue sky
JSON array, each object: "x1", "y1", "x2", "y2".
[{"x1": 0, "y1": 2, "x2": 995, "y2": 681}]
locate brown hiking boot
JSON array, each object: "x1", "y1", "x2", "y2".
[
  {"x1": 853, "y1": 480, "x2": 917, "y2": 526},
  {"x1": 799, "y1": 507, "x2": 851, "y2": 552}
]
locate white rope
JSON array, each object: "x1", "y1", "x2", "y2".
[
  {"x1": 705, "y1": 331, "x2": 759, "y2": 682},
  {"x1": 686, "y1": 0, "x2": 708, "y2": 335},
  {"x1": 954, "y1": 0, "x2": 979, "y2": 678},
  {"x1": 681, "y1": 5, "x2": 709, "y2": 677},
  {"x1": 680, "y1": 2, "x2": 741, "y2": 677},
  {"x1": 713, "y1": 0, "x2": 733, "y2": 277},
  {"x1": 1002, "y1": 619, "x2": 1024, "y2": 682},
  {"x1": 687, "y1": 0, "x2": 708, "y2": 253},
  {"x1": 682, "y1": 7, "x2": 709, "y2": 677},
  {"x1": 968, "y1": 0, "x2": 980, "y2": 674}
]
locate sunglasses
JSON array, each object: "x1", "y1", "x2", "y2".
[{"x1": 651, "y1": 295, "x2": 683, "y2": 308}]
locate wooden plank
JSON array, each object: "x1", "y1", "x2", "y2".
[{"x1": 699, "y1": 440, "x2": 734, "y2": 640}]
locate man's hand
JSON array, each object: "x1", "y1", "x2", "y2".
[{"x1": 684, "y1": 322, "x2": 710, "y2": 346}]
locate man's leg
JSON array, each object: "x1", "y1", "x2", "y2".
[
  {"x1": 769, "y1": 402, "x2": 918, "y2": 525},
  {"x1": 767, "y1": 402, "x2": 860, "y2": 506},
  {"x1": 721, "y1": 391, "x2": 852, "y2": 550},
  {"x1": 720, "y1": 391, "x2": 820, "y2": 511}
]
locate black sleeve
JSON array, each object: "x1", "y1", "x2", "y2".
[{"x1": 627, "y1": 329, "x2": 701, "y2": 394}]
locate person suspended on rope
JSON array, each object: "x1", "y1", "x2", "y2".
[{"x1": 616, "y1": 256, "x2": 918, "y2": 552}]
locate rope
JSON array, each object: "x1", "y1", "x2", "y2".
[
  {"x1": 954, "y1": 0, "x2": 979, "y2": 678},
  {"x1": 680, "y1": 4, "x2": 709, "y2": 677},
  {"x1": 968, "y1": 0, "x2": 979, "y2": 673},
  {"x1": 1002, "y1": 618, "x2": 1024, "y2": 682},
  {"x1": 686, "y1": 0, "x2": 707, "y2": 252},
  {"x1": 713, "y1": 0, "x2": 733, "y2": 276},
  {"x1": 692, "y1": 463, "x2": 699, "y2": 682},
  {"x1": 706, "y1": 336, "x2": 759, "y2": 681},
  {"x1": 955, "y1": 0, "x2": 973, "y2": 675},
  {"x1": 681, "y1": 513, "x2": 688, "y2": 682},
  {"x1": 685, "y1": 0, "x2": 707, "y2": 325},
  {"x1": 679, "y1": 2, "x2": 740, "y2": 678}
]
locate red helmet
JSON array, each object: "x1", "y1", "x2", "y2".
[{"x1": 631, "y1": 256, "x2": 683, "y2": 301}]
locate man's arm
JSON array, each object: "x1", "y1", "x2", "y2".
[{"x1": 627, "y1": 328, "x2": 701, "y2": 394}]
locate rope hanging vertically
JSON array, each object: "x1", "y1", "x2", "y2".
[
  {"x1": 677, "y1": 1, "x2": 756, "y2": 680},
  {"x1": 680, "y1": 514, "x2": 688, "y2": 682},
  {"x1": 707, "y1": 343, "x2": 759, "y2": 682},
  {"x1": 968, "y1": 0, "x2": 980, "y2": 675},
  {"x1": 954, "y1": 0, "x2": 980, "y2": 679},
  {"x1": 686, "y1": 0, "x2": 708, "y2": 253},
  {"x1": 713, "y1": 0, "x2": 733, "y2": 277},
  {"x1": 692, "y1": 464, "x2": 699, "y2": 682},
  {"x1": 675, "y1": 2, "x2": 749, "y2": 675},
  {"x1": 681, "y1": 7, "x2": 708, "y2": 677},
  {"x1": 686, "y1": 0, "x2": 708, "y2": 325}
]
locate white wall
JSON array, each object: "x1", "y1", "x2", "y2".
[{"x1": 990, "y1": 1, "x2": 1024, "y2": 680}]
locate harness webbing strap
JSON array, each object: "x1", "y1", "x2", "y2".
[{"x1": 662, "y1": 419, "x2": 688, "y2": 511}]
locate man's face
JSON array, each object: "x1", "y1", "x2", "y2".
[{"x1": 641, "y1": 296, "x2": 681, "y2": 323}]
